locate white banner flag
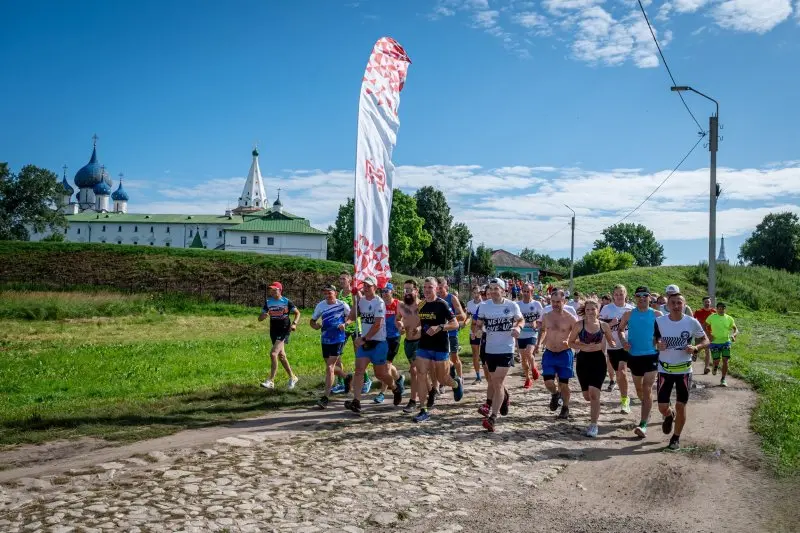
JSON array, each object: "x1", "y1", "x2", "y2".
[{"x1": 353, "y1": 37, "x2": 411, "y2": 287}]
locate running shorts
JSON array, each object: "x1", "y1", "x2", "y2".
[
  {"x1": 485, "y1": 353, "x2": 514, "y2": 373},
  {"x1": 448, "y1": 336, "x2": 460, "y2": 354},
  {"x1": 387, "y1": 336, "x2": 401, "y2": 363},
  {"x1": 270, "y1": 331, "x2": 290, "y2": 345},
  {"x1": 576, "y1": 350, "x2": 607, "y2": 391},
  {"x1": 657, "y1": 372, "x2": 690, "y2": 404},
  {"x1": 607, "y1": 348, "x2": 629, "y2": 371},
  {"x1": 517, "y1": 337, "x2": 536, "y2": 350},
  {"x1": 627, "y1": 354, "x2": 658, "y2": 377},
  {"x1": 479, "y1": 334, "x2": 487, "y2": 364},
  {"x1": 417, "y1": 349, "x2": 449, "y2": 362},
  {"x1": 404, "y1": 339, "x2": 419, "y2": 363},
  {"x1": 357, "y1": 340, "x2": 389, "y2": 366},
  {"x1": 542, "y1": 348, "x2": 574, "y2": 381},
  {"x1": 321, "y1": 342, "x2": 344, "y2": 359},
  {"x1": 710, "y1": 342, "x2": 731, "y2": 360},
  {"x1": 469, "y1": 335, "x2": 482, "y2": 346}
]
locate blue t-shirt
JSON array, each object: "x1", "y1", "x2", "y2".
[
  {"x1": 628, "y1": 307, "x2": 658, "y2": 356},
  {"x1": 262, "y1": 296, "x2": 296, "y2": 334},
  {"x1": 444, "y1": 293, "x2": 459, "y2": 338},
  {"x1": 311, "y1": 299, "x2": 351, "y2": 344}
]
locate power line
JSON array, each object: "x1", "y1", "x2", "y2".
[
  {"x1": 637, "y1": 0, "x2": 705, "y2": 135},
  {"x1": 612, "y1": 133, "x2": 706, "y2": 225},
  {"x1": 531, "y1": 224, "x2": 569, "y2": 248}
]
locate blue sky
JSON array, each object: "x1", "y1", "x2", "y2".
[{"x1": 2, "y1": 0, "x2": 799, "y2": 264}]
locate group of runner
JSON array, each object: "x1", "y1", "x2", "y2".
[{"x1": 258, "y1": 274, "x2": 738, "y2": 449}]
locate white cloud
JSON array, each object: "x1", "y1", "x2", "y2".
[
  {"x1": 543, "y1": 0, "x2": 604, "y2": 15},
  {"x1": 711, "y1": 0, "x2": 793, "y2": 33},
  {"x1": 513, "y1": 11, "x2": 549, "y2": 30},
  {"x1": 673, "y1": 0, "x2": 710, "y2": 13},
  {"x1": 131, "y1": 162, "x2": 800, "y2": 255}
]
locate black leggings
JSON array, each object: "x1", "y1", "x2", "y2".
[{"x1": 576, "y1": 351, "x2": 607, "y2": 392}]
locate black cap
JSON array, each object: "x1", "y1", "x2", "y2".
[
  {"x1": 322, "y1": 284, "x2": 337, "y2": 292},
  {"x1": 634, "y1": 286, "x2": 650, "y2": 295}
]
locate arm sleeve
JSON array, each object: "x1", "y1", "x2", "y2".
[{"x1": 512, "y1": 302, "x2": 523, "y2": 320}]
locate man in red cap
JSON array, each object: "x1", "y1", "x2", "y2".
[{"x1": 258, "y1": 281, "x2": 301, "y2": 389}]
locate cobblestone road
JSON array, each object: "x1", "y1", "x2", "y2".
[{"x1": 1, "y1": 376, "x2": 632, "y2": 533}]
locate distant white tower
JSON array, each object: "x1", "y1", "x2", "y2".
[
  {"x1": 233, "y1": 147, "x2": 267, "y2": 214},
  {"x1": 717, "y1": 234, "x2": 729, "y2": 265}
]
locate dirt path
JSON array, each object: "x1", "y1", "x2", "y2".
[{"x1": 1, "y1": 362, "x2": 796, "y2": 532}]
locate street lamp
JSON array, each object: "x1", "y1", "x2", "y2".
[
  {"x1": 671, "y1": 85, "x2": 720, "y2": 304},
  {"x1": 565, "y1": 204, "x2": 575, "y2": 295}
]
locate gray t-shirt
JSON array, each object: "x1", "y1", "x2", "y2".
[{"x1": 477, "y1": 298, "x2": 523, "y2": 355}]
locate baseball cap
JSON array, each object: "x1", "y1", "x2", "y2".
[
  {"x1": 488, "y1": 278, "x2": 506, "y2": 290},
  {"x1": 634, "y1": 285, "x2": 650, "y2": 296},
  {"x1": 322, "y1": 284, "x2": 337, "y2": 292},
  {"x1": 381, "y1": 282, "x2": 394, "y2": 291},
  {"x1": 665, "y1": 284, "x2": 681, "y2": 296},
  {"x1": 362, "y1": 275, "x2": 378, "y2": 287},
  {"x1": 269, "y1": 281, "x2": 283, "y2": 291}
]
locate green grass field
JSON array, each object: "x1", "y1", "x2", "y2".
[{"x1": 1, "y1": 263, "x2": 799, "y2": 476}]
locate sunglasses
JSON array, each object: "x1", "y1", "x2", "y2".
[{"x1": 635, "y1": 293, "x2": 650, "y2": 297}]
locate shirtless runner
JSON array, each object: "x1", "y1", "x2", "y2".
[
  {"x1": 535, "y1": 289, "x2": 579, "y2": 419},
  {"x1": 397, "y1": 279, "x2": 423, "y2": 414}
]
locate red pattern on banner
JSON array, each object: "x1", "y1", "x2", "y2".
[
  {"x1": 364, "y1": 159, "x2": 386, "y2": 191},
  {"x1": 362, "y1": 37, "x2": 411, "y2": 115},
  {"x1": 353, "y1": 234, "x2": 391, "y2": 288}
]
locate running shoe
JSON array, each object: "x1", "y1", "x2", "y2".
[
  {"x1": 585, "y1": 424, "x2": 599, "y2": 438},
  {"x1": 426, "y1": 387, "x2": 438, "y2": 409},
  {"x1": 403, "y1": 399, "x2": 417, "y2": 414},
  {"x1": 482, "y1": 415, "x2": 496, "y2": 432},
  {"x1": 712, "y1": 366, "x2": 718, "y2": 376},
  {"x1": 668, "y1": 435, "x2": 680, "y2": 450},
  {"x1": 412, "y1": 409, "x2": 431, "y2": 423},
  {"x1": 634, "y1": 422, "x2": 647, "y2": 438},
  {"x1": 288, "y1": 376, "x2": 299, "y2": 390},
  {"x1": 703, "y1": 367, "x2": 711, "y2": 375},
  {"x1": 396, "y1": 375, "x2": 405, "y2": 396},
  {"x1": 662, "y1": 408, "x2": 675, "y2": 435},
  {"x1": 477, "y1": 403, "x2": 490, "y2": 417},
  {"x1": 620, "y1": 397, "x2": 631, "y2": 414},
  {"x1": 557, "y1": 406, "x2": 569, "y2": 420},
  {"x1": 500, "y1": 390, "x2": 510, "y2": 416},
  {"x1": 361, "y1": 377, "x2": 372, "y2": 394},
  {"x1": 531, "y1": 366, "x2": 540, "y2": 381},
  {"x1": 720, "y1": 378, "x2": 728, "y2": 387},
  {"x1": 344, "y1": 398, "x2": 361, "y2": 414},
  {"x1": 260, "y1": 380, "x2": 275, "y2": 389},
  {"x1": 343, "y1": 373, "x2": 353, "y2": 394},
  {"x1": 548, "y1": 392, "x2": 561, "y2": 412},
  {"x1": 316, "y1": 396, "x2": 329, "y2": 410},
  {"x1": 452, "y1": 377, "x2": 464, "y2": 402},
  {"x1": 438, "y1": 385, "x2": 445, "y2": 395},
  {"x1": 373, "y1": 392, "x2": 385, "y2": 404},
  {"x1": 523, "y1": 378, "x2": 532, "y2": 389},
  {"x1": 606, "y1": 380, "x2": 617, "y2": 392},
  {"x1": 330, "y1": 383, "x2": 345, "y2": 395}
]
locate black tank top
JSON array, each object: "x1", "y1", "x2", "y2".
[{"x1": 578, "y1": 320, "x2": 603, "y2": 344}]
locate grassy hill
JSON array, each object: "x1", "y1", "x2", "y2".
[{"x1": 573, "y1": 263, "x2": 800, "y2": 313}]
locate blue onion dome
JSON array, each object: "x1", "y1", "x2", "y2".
[
  {"x1": 111, "y1": 181, "x2": 129, "y2": 201},
  {"x1": 273, "y1": 194, "x2": 282, "y2": 207},
  {"x1": 74, "y1": 146, "x2": 105, "y2": 188},
  {"x1": 60, "y1": 176, "x2": 74, "y2": 195},
  {"x1": 93, "y1": 180, "x2": 112, "y2": 195}
]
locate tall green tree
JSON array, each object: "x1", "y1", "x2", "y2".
[
  {"x1": 388, "y1": 189, "x2": 431, "y2": 273},
  {"x1": 469, "y1": 243, "x2": 494, "y2": 276},
  {"x1": 326, "y1": 198, "x2": 354, "y2": 263},
  {"x1": 593, "y1": 222, "x2": 665, "y2": 266},
  {"x1": 414, "y1": 186, "x2": 454, "y2": 269},
  {"x1": 0, "y1": 163, "x2": 67, "y2": 241},
  {"x1": 450, "y1": 222, "x2": 472, "y2": 270},
  {"x1": 574, "y1": 246, "x2": 635, "y2": 276},
  {"x1": 739, "y1": 212, "x2": 800, "y2": 273}
]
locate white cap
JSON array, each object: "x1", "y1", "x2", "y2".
[
  {"x1": 488, "y1": 278, "x2": 506, "y2": 290},
  {"x1": 362, "y1": 275, "x2": 378, "y2": 287},
  {"x1": 665, "y1": 284, "x2": 680, "y2": 295}
]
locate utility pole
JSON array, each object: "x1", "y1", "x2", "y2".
[
  {"x1": 566, "y1": 205, "x2": 575, "y2": 294},
  {"x1": 466, "y1": 240, "x2": 472, "y2": 285},
  {"x1": 671, "y1": 86, "x2": 720, "y2": 305}
]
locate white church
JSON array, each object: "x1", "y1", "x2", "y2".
[{"x1": 31, "y1": 138, "x2": 328, "y2": 259}]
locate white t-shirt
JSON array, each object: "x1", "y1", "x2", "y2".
[
  {"x1": 517, "y1": 299, "x2": 544, "y2": 339},
  {"x1": 358, "y1": 296, "x2": 386, "y2": 342},
  {"x1": 599, "y1": 302, "x2": 634, "y2": 347},
  {"x1": 476, "y1": 298, "x2": 523, "y2": 355},
  {"x1": 655, "y1": 314, "x2": 705, "y2": 374},
  {"x1": 466, "y1": 299, "x2": 481, "y2": 319},
  {"x1": 544, "y1": 304, "x2": 578, "y2": 318}
]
